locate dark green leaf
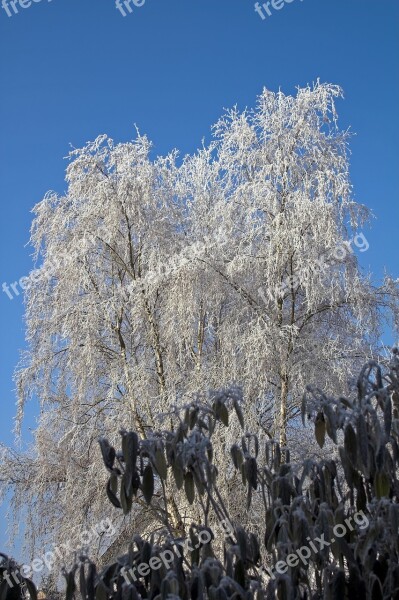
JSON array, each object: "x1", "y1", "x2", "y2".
[
  {"x1": 24, "y1": 579, "x2": 38, "y2": 600},
  {"x1": 357, "y1": 414, "x2": 369, "y2": 471},
  {"x1": 233, "y1": 400, "x2": 244, "y2": 429},
  {"x1": 384, "y1": 397, "x2": 392, "y2": 437},
  {"x1": 233, "y1": 560, "x2": 245, "y2": 589},
  {"x1": 120, "y1": 473, "x2": 133, "y2": 515},
  {"x1": 98, "y1": 438, "x2": 116, "y2": 472},
  {"x1": 65, "y1": 570, "x2": 77, "y2": 600},
  {"x1": 86, "y1": 563, "x2": 96, "y2": 600},
  {"x1": 184, "y1": 471, "x2": 195, "y2": 505},
  {"x1": 173, "y1": 463, "x2": 184, "y2": 490},
  {"x1": 315, "y1": 413, "x2": 326, "y2": 449},
  {"x1": 106, "y1": 475, "x2": 121, "y2": 509},
  {"x1": 245, "y1": 457, "x2": 257, "y2": 490},
  {"x1": 154, "y1": 447, "x2": 168, "y2": 481},
  {"x1": 142, "y1": 464, "x2": 154, "y2": 505},
  {"x1": 122, "y1": 432, "x2": 139, "y2": 496},
  {"x1": 344, "y1": 424, "x2": 357, "y2": 467},
  {"x1": 193, "y1": 470, "x2": 205, "y2": 496},
  {"x1": 218, "y1": 403, "x2": 229, "y2": 427},
  {"x1": 236, "y1": 527, "x2": 247, "y2": 562},
  {"x1": 231, "y1": 445, "x2": 243, "y2": 470},
  {"x1": 95, "y1": 581, "x2": 108, "y2": 600},
  {"x1": 189, "y1": 408, "x2": 199, "y2": 430},
  {"x1": 375, "y1": 471, "x2": 390, "y2": 499},
  {"x1": 79, "y1": 564, "x2": 86, "y2": 600}
]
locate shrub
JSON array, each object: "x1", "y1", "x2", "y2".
[{"x1": 3, "y1": 350, "x2": 399, "y2": 599}]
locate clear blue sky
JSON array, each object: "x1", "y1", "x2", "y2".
[{"x1": 0, "y1": 0, "x2": 398, "y2": 556}]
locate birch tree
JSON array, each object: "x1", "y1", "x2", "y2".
[{"x1": 1, "y1": 82, "x2": 398, "y2": 564}]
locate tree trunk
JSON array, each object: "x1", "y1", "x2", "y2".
[
  {"x1": 279, "y1": 371, "x2": 289, "y2": 461},
  {"x1": 166, "y1": 492, "x2": 185, "y2": 535},
  {"x1": 143, "y1": 295, "x2": 166, "y2": 396}
]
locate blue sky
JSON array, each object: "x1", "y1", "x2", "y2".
[{"x1": 0, "y1": 0, "x2": 398, "y2": 556}]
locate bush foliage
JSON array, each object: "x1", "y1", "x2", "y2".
[{"x1": 2, "y1": 350, "x2": 399, "y2": 599}]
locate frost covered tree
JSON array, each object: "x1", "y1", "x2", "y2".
[{"x1": 1, "y1": 82, "x2": 398, "y2": 564}]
